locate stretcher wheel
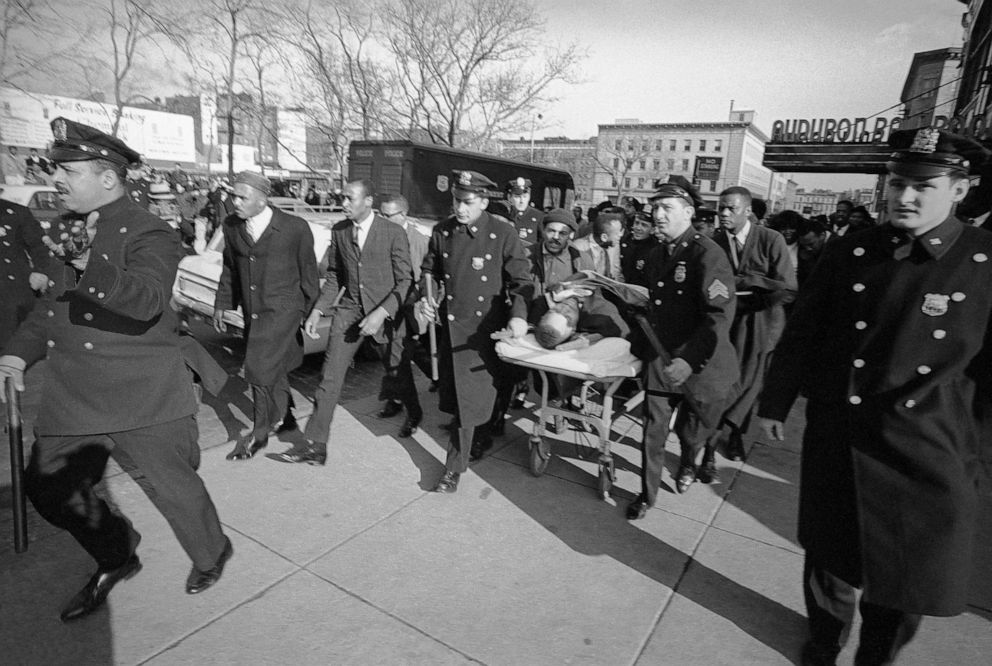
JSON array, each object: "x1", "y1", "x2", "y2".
[
  {"x1": 529, "y1": 436, "x2": 551, "y2": 477},
  {"x1": 597, "y1": 459, "x2": 614, "y2": 500}
]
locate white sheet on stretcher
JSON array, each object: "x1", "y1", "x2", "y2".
[{"x1": 496, "y1": 334, "x2": 642, "y2": 378}]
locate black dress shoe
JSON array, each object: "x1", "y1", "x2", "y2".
[
  {"x1": 226, "y1": 435, "x2": 267, "y2": 460},
  {"x1": 432, "y1": 471, "x2": 460, "y2": 493},
  {"x1": 800, "y1": 640, "x2": 840, "y2": 666},
  {"x1": 726, "y1": 430, "x2": 746, "y2": 462},
  {"x1": 697, "y1": 457, "x2": 720, "y2": 484},
  {"x1": 378, "y1": 400, "x2": 404, "y2": 419},
  {"x1": 273, "y1": 412, "x2": 298, "y2": 434},
  {"x1": 186, "y1": 537, "x2": 234, "y2": 594},
  {"x1": 60, "y1": 555, "x2": 143, "y2": 622},
  {"x1": 399, "y1": 411, "x2": 422, "y2": 438},
  {"x1": 675, "y1": 464, "x2": 696, "y2": 494},
  {"x1": 469, "y1": 432, "x2": 493, "y2": 462},
  {"x1": 489, "y1": 417, "x2": 506, "y2": 437},
  {"x1": 428, "y1": 381, "x2": 438, "y2": 393},
  {"x1": 270, "y1": 442, "x2": 327, "y2": 466},
  {"x1": 510, "y1": 392, "x2": 527, "y2": 410},
  {"x1": 626, "y1": 496, "x2": 651, "y2": 520}
]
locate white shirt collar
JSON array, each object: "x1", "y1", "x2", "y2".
[
  {"x1": 353, "y1": 209, "x2": 375, "y2": 231},
  {"x1": 250, "y1": 205, "x2": 272, "y2": 226},
  {"x1": 733, "y1": 220, "x2": 752, "y2": 244}
]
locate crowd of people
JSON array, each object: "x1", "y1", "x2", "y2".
[{"x1": 1, "y1": 117, "x2": 991, "y2": 666}]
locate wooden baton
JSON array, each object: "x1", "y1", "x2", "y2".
[
  {"x1": 6, "y1": 377, "x2": 28, "y2": 553},
  {"x1": 425, "y1": 278, "x2": 439, "y2": 381}
]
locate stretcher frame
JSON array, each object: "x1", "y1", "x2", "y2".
[{"x1": 496, "y1": 354, "x2": 643, "y2": 500}]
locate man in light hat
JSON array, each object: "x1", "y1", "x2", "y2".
[
  {"x1": 758, "y1": 128, "x2": 992, "y2": 665},
  {"x1": 626, "y1": 180, "x2": 738, "y2": 517},
  {"x1": 213, "y1": 170, "x2": 319, "y2": 460},
  {"x1": 418, "y1": 170, "x2": 533, "y2": 492},
  {"x1": 0, "y1": 117, "x2": 231, "y2": 621}
]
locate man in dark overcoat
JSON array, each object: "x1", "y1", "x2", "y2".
[
  {"x1": 709, "y1": 185, "x2": 795, "y2": 462},
  {"x1": 758, "y1": 128, "x2": 992, "y2": 666},
  {"x1": 0, "y1": 118, "x2": 230, "y2": 622},
  {"x1": 419, "y1": 170, "x2": 533, "y2": 493},
  {"x1": 213, "y1": 171, "x2": 318, "y2": 460},
  {"x1": 626, "y1": 182, "x2": 739, "y2": 518},
  {"x1": 271, "y1": 178, "x2": 412, "y2": 465},
  {"x1": 0, "y1": 197, "x2": 51, "y2": 352}
]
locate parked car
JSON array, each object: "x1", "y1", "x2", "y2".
[
  {"x1": 268, "y1": 197, "x2": 343, "y2": 219},
  {"x1": 0, "y1": 184, "x2": 64, "y2": 228},
  {"x1": 171, "y1": 206, "x2": 347, "y2": 355}
]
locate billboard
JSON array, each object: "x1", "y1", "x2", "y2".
[
  {"x1": 694, "y1": 156, "x2": 723, "y2": 181},
  {"x1": 0, "y1": 86, "x2": 196, "y2": 163}
]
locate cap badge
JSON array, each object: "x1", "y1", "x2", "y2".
[
  {"x1": 909, "y1": 128, "x2": 939, "y2": 154},
  {"x1": 635, "y1": 259, "x2": 644, "y2": 270},
  {"x1": 921, "y1": 293, "x2": 949, "y2": 317},
  {"x1": 53, "y1": 118, "x2": 67, "y2": 142},
  {"x1": 459, "y1": 171, "x2": 472, "y2": 186},
  {"x1": 516, "y1": 177, "x2": 526, "y2": 188},
  {"x1": 471, "y1": 256, "x2": 484, "y2": 270},
  {"x1": 674, "y1": 264, "x2": 687, "y2": 283},
  {"x1": 436, "y1": 175, "x2": 448, "y2": 192},
  {"x1": 518, "y1": 229, "x2": 528, "y2": 239}
]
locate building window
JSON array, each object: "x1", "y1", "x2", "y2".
[
  {"x1": 669, "y1": 139, "x2": 676, "y2": 151},
  {"x1": 624, "y1": 177, "x2": 631, "y2": 188},
  {"x1": 682, "y1": 159, "x2": 689, "y2": 171},
  {"x1": 611, "y1": 176, "x2": 618, "y2": 187},
  {"x1": 653, "y1": 159, "x2": 660, "y2": 170},
  {"x1": 714, "y1": 139, "x2": 722, "y2": 152},
  {"x1": 709, "y1": 180, "x2": 716, "y2": 192},
  {"x1": 683, "y1": 140, "x2": 691, "y2": 152},
  {"x1": 666, "y1": 158, "x2": 675, "y2": 170},
  {"x1": 613, "y1": 157, "x2": 619, "y2": 168},
  {"x1": 655, "y1": 140, "x2": 662, "y2": 151},
  {"x1": 699, "y1": 139, "x2": 707, "y2": 151},
  {"x1": 614, "y1": 139, "x2": 622, "y2": 150},
  {"x1": 641, "y1": 141, "x2": 649, "y2": 152},
  {"x1": 639, "y1": 159, "x2": 646, "y2": 170},
  {"x1": 637, "y1": 177, "x2": 645, "y2": 188}
]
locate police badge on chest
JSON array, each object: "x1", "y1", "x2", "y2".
[
  {"x1": 674, "y1": 263, "x2": 687, "y2": 283},
  {"x1": 472, "y1": 257, "x2": 485, "y2": 270}
]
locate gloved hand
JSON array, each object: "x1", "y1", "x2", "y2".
[{"x1": 0, "y1": 355, "x2": 27, "y2": 403}]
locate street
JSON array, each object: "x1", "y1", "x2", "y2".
[{"x1": 1, "y1": 321, "x2": 990, "y2": 665}]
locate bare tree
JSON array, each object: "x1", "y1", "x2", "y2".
[
  {"x1": 594, "y1": 134, "x2": 657, "y2": 200},
  {"x1": 0, "y1": 0, "x2": 89, "y2": 89},
  {"x1": 382, "y1": 0, "x2": 582, "y2": 149}
]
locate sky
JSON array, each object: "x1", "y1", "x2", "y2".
[{"x1": 530, "y1": 0, "x2": 966, "y2": 190}]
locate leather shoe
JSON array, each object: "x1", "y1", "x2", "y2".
[
  {"x1": 726, "y1": 430, "x2": 746, "y2": 462},
  {"x1": 675, "y1": 464, "x2": 696, "y2": 494},
  {"x1": 399, "y1": 411, "x2": 422, "y2": 438},
  {"x1": 489, "y1": 417, "x2": 506, "y2": 437},
  {"x1": 469, "y1": 432, "x2": 493, "y2": 462},
  {"x1": 428, "y1": 381, "x2": 438, "y2": 393},
  {"x1": 800, "y1": 640, "x2": 839, "y2": 666},
  {"x1": 270, "y1": 442, "x2": 326, "y2": 465},
  {"x1": 273, "y1": 412, "x2": 298, "y2": 434},
  {"x1": 378, "y1": 400, "x2": 404, "y2": 419},
  {"x1": 226, "y1": 435, "x2": 267, "y2": 460},
  {"x1": 186, "y1": 537, "x2": 233, "y2": 594},
  {"x1": 60, "y1": 555, "x2": 143, "y2": 622},
  {"x1": 432, "y1": 471, "x2": 460, "y2": 493},
  {"x1": 510, "y1": 392, "x2": 527, "y2": 409},
  {"x1": 626, "y1": 496, "x2": 651, "y2": 520},
  {"x1": 697, "y1": 457, "x2": 720, "y2": 484}
]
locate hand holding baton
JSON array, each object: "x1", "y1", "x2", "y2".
[
  {"x1": 425, "y1": 278, "x2": 439, "y2": 381},
  {"x1": 5, "y1": 377, "x2": 28, "y2": 553}
]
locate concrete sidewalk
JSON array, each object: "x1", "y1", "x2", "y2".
[{"x1": 1, "y1": 337, "x2": 990, "y2": 665}]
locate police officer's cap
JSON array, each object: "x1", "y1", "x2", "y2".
[
  {"x1": 543, "y1": 207, "x2": 577, "y2": 233},
  {"x1": 649, "y1": 176, "x2": 705, "y2": 209},
  {"x1": 452, "y1": 170, "x2": 499, "y2": 198},
  {"x1": 234, "y1": 171, "x2": 272, "y2": 195},
  {"x1": 886, "y1": 127, "x2": 990, "y2": 178},
  {"x1": 48, "y1": 116, "x2": 140, "y2": 166},
  {"x1": 506, "y1": 177, "x2": 532, "y2": 194}
]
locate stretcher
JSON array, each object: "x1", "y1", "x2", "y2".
[{"x1": 495, "y1": 334, "x2": 643, "y2": 499}]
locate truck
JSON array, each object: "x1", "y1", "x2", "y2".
[{"x1": 348, "y1": 140, "x2": 575, "y2": 220}]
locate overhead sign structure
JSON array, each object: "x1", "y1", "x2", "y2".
[{"x1": 0, "y1": 86, "x2": 196, "y2": 164}]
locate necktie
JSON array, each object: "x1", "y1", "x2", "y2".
[
  {"x1": 734, "y1": 236, "x2": 744, "y2": 256},
  {"x1": 892, "y1": 233, "x2": 914, "y2": 260},
  {"x1": 353, "y1": 224, "x2": 361, "y2": 249},
  {"x1": 246, "y1": 216, "x2": 258, "y2": 242},
  {"x1": 602, "y1": 246, "x2": 612, "y2": 278}
]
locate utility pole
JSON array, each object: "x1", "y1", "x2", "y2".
[{"x1": 529, "y1": 113, "x2": 543, "y2": 162}]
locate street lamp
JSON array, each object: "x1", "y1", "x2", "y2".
[{"x1": 529, "y1": 113, "x2": 544, "y2": 162}]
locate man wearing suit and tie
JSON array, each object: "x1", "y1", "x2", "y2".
[
  {"x1": 273, "y1": 179, "x2": 412, "y2": 465},
  {"x1": 706, "y1": 186, "x2": 796, "y2": 466},
  {"x1": 213, "y1": 171, "x2": 319, "y2": 461}
]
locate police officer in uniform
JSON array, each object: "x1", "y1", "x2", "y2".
[
  {"x1": 0, "y1": 195, "x2": 50, "y2": 351},
  {"x1": 0, "y1": 118, "x2": 231, "y2": 622},
  {"x1": 627, "y1": 181, "x2": 739, "y2": 518},
  {"x1": 758, "y1": 128, "x2": 992, "y2": 666},
  {"x1": 419, "y1": 170, "x2": 533, "y2": 493},
  {"x1": 506, "y1": 177, "x2": 543, "y2": 246},
  {"x1": 620, "y1": 209, "x2": 658, "y2": 288}
]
